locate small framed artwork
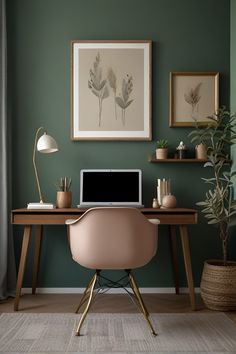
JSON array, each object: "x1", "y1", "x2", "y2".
[
  {"x1": 169, "y1": 72, "x2": 219, "y2": 127},
  {"x1": 71, "y1": 40, "x2": 152, "y2": 140}
]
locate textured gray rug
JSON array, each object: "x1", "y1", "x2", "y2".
[{"x1": 0, "y1": 313, "x2": 236, "y2": 353}]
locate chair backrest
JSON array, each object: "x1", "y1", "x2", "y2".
[{"x1": 67, "y1": 207, "x2": 159, "y2": 270}]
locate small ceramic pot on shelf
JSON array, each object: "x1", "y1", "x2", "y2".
[
  {"x1": 156, "y1": 139, "x2": 169, "y2": 159},
  {"x1": 156, "y1": 148, "x2": 168, "y2": 159},
  {"x1": 195, "y1": 143, "x2": 207, "y2": 159}
]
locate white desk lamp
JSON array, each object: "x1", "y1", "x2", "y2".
[{"x1": 27, "y1": 127, "x2": 59, "y2": 209}]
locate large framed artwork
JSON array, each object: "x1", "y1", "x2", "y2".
[
  {"x1": 169, "y1": 72, "x2": 219, "y2": 127},
  {"x1": 71, "y1": 40, "x2": 152, "y2": 140}
]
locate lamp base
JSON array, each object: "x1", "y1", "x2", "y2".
[{"x1": 27, "y1": 202, "x2": 55, "y2": 209}]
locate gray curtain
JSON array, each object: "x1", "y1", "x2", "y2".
[{"x1": 0, "y1": 0, "x2": 16, "y2": 300}]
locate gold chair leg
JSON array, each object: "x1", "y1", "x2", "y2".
[
  {"x1": 129, "y1": 274, "x2": 149, "y2": 316},
  {"x1": 75, "y1": 276, "x2": 96, "y2": 314},
  {"x1": 128, "y1": 272, "x2": 157, "y2": 336},
  {"x1": 76, "y1": 272, "x2": 97, "y2": 336}
]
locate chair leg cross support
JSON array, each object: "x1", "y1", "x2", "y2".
[{"x1": 75, "y1": 270, "x2": 157, "y2": 337}]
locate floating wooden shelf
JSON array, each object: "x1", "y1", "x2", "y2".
[{"x1": 148, "y1": 155, "x2": 208, "y2": 163}]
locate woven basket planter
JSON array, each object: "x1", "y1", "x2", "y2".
[{"x1": 200, "y1": 260, "x2": 236, "y2": 311}]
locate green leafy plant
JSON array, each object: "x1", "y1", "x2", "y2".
[
  {"x1": 116, "y1": 74, "x2": 133, "y2": 126},
  {"x1": 156, "y1": 139, "x2": 169, "y2": 149},
  {"x1": 195, "y1": 107, "x2": 236, "y2": 264},
  {"x1": 88, "y1": 53, "x2": 109, "y2": 127},
  {"x1": 188, "y1": 125, "x2": 210, "y2": 146},
  {"x1": 188, "y1": 94, "x2": 213, "y2": 147},
  {"x1": 55, "y1": 177, "x2": 72, "y2": 192}
]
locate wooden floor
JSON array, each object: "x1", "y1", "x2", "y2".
[{"x1": 1, "y1": 293, "x2": 236, "y2": 324}]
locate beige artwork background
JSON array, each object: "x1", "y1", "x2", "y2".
[
  {"x1": 173, "y1": 76, "x2": 216, "y2": 123},
  {"x1": 78, "y1": 48, "x2": 144, "y2": 131}
]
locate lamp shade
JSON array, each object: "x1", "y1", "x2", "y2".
[{"x1": 37, "y1": 133, "x2": 58, "y2": 153}]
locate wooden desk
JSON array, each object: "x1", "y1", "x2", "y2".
[{"x1": 11, "y1": 208, "x2": 198, "y2": 311}]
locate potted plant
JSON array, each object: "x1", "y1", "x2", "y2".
[
  {"x1": 195, "y1": 107, "x2": 236, "y2": 310},
  {"x1": 56, "y1": 177, "x2": 72, "y2": 208},
  {"x1": 156, "y1": 139, "x2": 169, "y2": 159}
]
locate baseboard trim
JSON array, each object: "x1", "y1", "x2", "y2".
[{"x1": 22, "y1": 287, "x2": 200, "y2": 294}]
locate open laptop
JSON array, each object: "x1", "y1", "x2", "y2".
[{"x1": 78, "y1": 169, "x2": 144, "y2": 208}]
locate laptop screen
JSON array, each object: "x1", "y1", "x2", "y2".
[{"x1": 79, "y1": 169, "x2": 142, "y2": 206}]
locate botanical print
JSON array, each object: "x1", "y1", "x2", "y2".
[
  {"x1": 184, "y1": 82, "x2": 202, "y2": 123},
  {"x1": 78, "y1": 48, "x2": 143, "y2": 132},
  {"x1": 88, "y1": 52, "x2": 134, "y2": 127},
  {"x1": 169, "y1": 72, "x2": 219, "y2": 127},
  {"x1": 71, "y1": 41, "x2": 151, "y2": 140}
]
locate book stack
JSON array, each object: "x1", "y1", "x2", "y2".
[
  {"x1": 157, "y1": 178, "x2": 171, "y2": 206},
  {"x1": 27, "y1": 203, "x2": 55, "y2": 209}
]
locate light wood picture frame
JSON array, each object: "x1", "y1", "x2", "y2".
[
  {"x1": 71, "y1": 40, "x2": 152, "y2": 140},
  {"x1": 169, "y1": 72, "x2": 219, "y2": 127}
]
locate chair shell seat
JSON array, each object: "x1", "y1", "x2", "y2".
[{"x1": 67, "y1": 207, "x2": 158, "y2": 270}]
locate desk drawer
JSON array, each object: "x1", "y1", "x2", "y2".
[
  {"x1": 145, "y1": 213, "x2": 197, "y2": 225},
  {"x1": 11, "y1": 213, "x2": 81, "y2": 225}
]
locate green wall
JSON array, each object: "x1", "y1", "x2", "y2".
[
  {"x1": 7, "y1": 0, "x2": 230, "y2": 288},
  {"x1": 230, "y1": 0, "x2": 236, "y2": 254},
  {"x1": 231, "y1": 0, "x2": 236, "y2": 114}
]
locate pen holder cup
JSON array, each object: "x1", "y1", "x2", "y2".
[{"x1": 56, "y1": 191, "x2": 72, "y2": 208}]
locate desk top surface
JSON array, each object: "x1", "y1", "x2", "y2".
[{"x1": 12, "y1": 207, "x2": 197, "y2": 213}]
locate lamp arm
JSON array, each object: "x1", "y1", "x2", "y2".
[{"x1": 32, "y1": 127, "x2": 45, "y2": 203}]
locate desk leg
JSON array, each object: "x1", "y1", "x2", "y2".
[
  {"x1": 14, "y1": 225, "x2": 32, "y2": 311},
  {"x1": 32, "y1": 225, "x2": 43, "y2": 295},
  {"x1": 169, "y1": 226, "x2": 179, "y2": 294},
  {"x1": 179, "y1": 225, "x2": 196, "y2": 310}
]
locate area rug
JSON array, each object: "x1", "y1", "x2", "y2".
[{"x1": 0, "y1": 313, "x2": 236, "y2": 353}]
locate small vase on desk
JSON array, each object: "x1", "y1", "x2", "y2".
[
  {"x1": 152, "y1": 198, "x2": 160, "y2": 208},
  {"x1": 56, "y1": 191, "x2": 72, "y2": 208},
  {"x1": 162, "y1": 194, "x2": 177, "y2": 209}
]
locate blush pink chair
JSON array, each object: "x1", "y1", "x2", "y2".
[{"x1": 66, "y1": 207, "x2": 159, "y2": 336}]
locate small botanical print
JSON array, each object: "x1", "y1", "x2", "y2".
[{"x1": 169, "y1": 72, "x2": 219, "y2": 127}]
